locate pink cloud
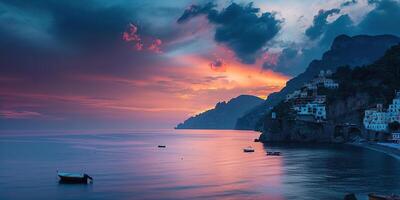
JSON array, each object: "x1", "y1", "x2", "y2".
[
  {"x1": 0, "y1": 110, "x2": 42, "y2": 119},
  {"x1": 135, "y1": 42, "x2": 143, "y2": 51},
  {"x1": 122, "y1": 23, "x2": 140, "y2": 42},
  {"x1": 122, "y1": 23, "x2": 164, "y2": 53},
  {"x1": 209, "y1": 58, "x2": 227, "y2": 72},
  {"x1": 122, "y1": 23, "x2": 144, "y2": 51},
  {"x1": 262, "y1": 52, "x2": 279, "y2": 66},
  {"x1": 148, "y1": 39, "x2": 162, "y2": 53}
]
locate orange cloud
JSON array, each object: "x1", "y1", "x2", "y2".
[{"x1": 1, "y1": 42, "x2": 290, "y2": 129}]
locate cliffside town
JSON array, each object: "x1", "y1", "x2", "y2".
[
  {"x1": 260, "y1": 43, "x2": 400, "y2": 143},
  {"x1": 284, "y1": 70, "x2": 339, "y2": 122},
  {"x1": 363, "y1": 92, "x2": 400, "y2": 132},
  {"x1": 236, "y1": 35, "x2": 400, "y2": 130}
]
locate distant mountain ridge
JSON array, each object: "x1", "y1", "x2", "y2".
[
  {"x1": 175, "y1": 95, "x2": 263, "y2": 130},
  {"x1": 235, "y1": 34, "x2": 400, "y2": 130}
]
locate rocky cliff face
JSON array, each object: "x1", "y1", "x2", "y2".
[
  {"x1": 259, "y1": 94, "x2": 369, "y2": 143},
  {"x1": 260, "y1": 43, "x2": 400, "y2": 143},
  {"x1": 260, "y1": 119, "x2": 334, "y2": 143},
  {"x1": 175, "y1": 95, "x2": 263, "y2": 130},
  {"x1": 237, "y1": 34, "x2": 400, "y2": 130}
]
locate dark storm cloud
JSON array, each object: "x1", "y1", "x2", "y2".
[
  {"x1": 341, "y1": 0, "x2": 358, "y2": 7},
  {"x1": 273, "y1": 0, "x2": 400, "y2": 77},
  {"x1": 367, "y1": 0, "x2": 380, "y2": 4},
  {"x1": 305, "y1": 8, "x2": 341, "y2": 40},
  {"x1": 266, "y1": 8, "x2": 353, "y2": 76},
  {"x1": 0, "y1": 0, "x2": 135, "y2": 51},
  {"x1": 177, "y1": 2, "x2": 216, "y2": 24},
  {"x1": 305, "y1": 0, "x2": 400, "y2": 46},
  {"x1": 263, "y1": 48, "x2": 300, "y2": 76},
  {"x1": 177, "y1": 2, "x2": 283, "y2": 64},
  {"x1": 319, "y1": 14, "x2": 354, "y2": 46},
  {"x1": 358, "y1": 0, "x2": 400, "y2": 36},
  {"x1": 0, "y1": 0, "x2": 163, "y2": 79}
]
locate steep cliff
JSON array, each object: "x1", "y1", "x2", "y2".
[
  {"x1": 260, "y1": 44, "x2": 400, "y2": 143},
  {"x1": 176, "y1": 95, "x2": 263, "y2": 130},
  {"x1": 237, "y1": 34, "x2": 400, "y2": 130}
]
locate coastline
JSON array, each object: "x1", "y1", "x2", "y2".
[{"x1": 349, "y1": 142, "x2": 400, "y2": 160}]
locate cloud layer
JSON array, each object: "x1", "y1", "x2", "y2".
[
  {"x1": 2, "y1": 0, "x2": 400, "y2": 130},
  {"x1": 262, "y1": 0, "x2": 400, "y2": 76},
  {"x1": 178, "y1": 2, "x2": 283, "y2": 64}
]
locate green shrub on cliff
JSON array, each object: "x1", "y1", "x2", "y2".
[{"x1": 331, "y1": 44, "x2": 400, "y2": 106}]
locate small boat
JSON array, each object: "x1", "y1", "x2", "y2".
[
  {"x1": 254, "y1": 138, "x2": 260, "y2": 142},
  {"x1": 266, "y1": 151, "x2": 281, "y2": 156},
  {"x1": 368, "y1": 193, "x2": 400, "y2": 200},
  {"x1": 158, "y1": 145, "x2": 166, "y2": 148},
  {"x1": 243, "y1": 146, "x2": 255, "y2": 152},
  {"x1": 58, "y1": 172, "x2": 93, "y2": 184}
]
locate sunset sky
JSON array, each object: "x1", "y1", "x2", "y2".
[{"x1": 1, "y1": 0, "x2": 400, "y2": 131}]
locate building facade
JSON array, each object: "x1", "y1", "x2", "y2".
[
  {"x1": 392, "y1": 132, "x2": 400, "y2": 143},
  {"x1": 363, "y1": 92, "x2": 400, "y2": 132},
  {"x1": 297, "y1": 103, "x2": 326, "y2": 120}
]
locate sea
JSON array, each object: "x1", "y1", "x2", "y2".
[{"x1": 1, "y1": 129, "x2": 399, "y2": 200}]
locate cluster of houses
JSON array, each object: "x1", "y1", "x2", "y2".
[
  {"x1": 363, "y1": 91, "x2": 400, "y2": 143},
  {"x1": 284, "y1": 70, "x2": 339, "y2": 122}
]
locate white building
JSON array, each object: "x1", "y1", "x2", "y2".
[
  {"x1": 363, "y1": 109, "x2": 388, "y2": 131},
  {"x1": 304, "y1": 83, "x2": 317, "y2": 90},
  {"x1": 297, "y1": 103, "x2": 326, "y2": 120},
  {"x1": 388, "y1": 91, "x2": 400, "y2": 123},
  {"x1": 310, "y1": 71, "x2": 339, "y2": 90},
  {"x1": 300, "y1": 91, "x2": 308, "y2": 98},
  {"x1": 323, "y1": 79, "x2": 339, "y2": 89},
  {"x1": 286, "y1": 90, "x2": 301, "y2": 101},
  {"x1": 363, "y1": 91, "x2": 400, "y2": 132},
  {"x1": 313, "y1": 95, "x2": 326, "y2": 104},
  {"x1": 392, "y1": 132, "x2": 400, "y2": 143}
]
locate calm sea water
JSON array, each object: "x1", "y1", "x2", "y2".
[{"x1": 1, "y1": 129, "x2": 399, "y2": 200}]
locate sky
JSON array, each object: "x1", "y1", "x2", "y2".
[{"x1": 1, "y1": 0, "x2": 400, "y2": 131}]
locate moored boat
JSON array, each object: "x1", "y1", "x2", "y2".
[
  {"x1": 58, "y1": 172, "x2": 93, "y2": 184},
  {"x1": 266, "y1": 151, "x2": 281, "y2": 156},
  {"x1": 368, "y1": 193, "x2": 400, "y2": 200},
  {"x1": 243, "y1": 146, "x2": 255, "y2": 152},
  {"x1": 158, "y1": 145, "x2": 166, "y2": 148}
]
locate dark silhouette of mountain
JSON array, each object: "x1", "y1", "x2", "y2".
[
  {"x1": 236, "y1": 34, "x2": 400, "y2": 130},
  {"x1": 175, "y1": 95, "x2": 263, "y2": 130}
]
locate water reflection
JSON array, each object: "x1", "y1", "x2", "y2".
[{"x1": 0, "y1": 130, "x2": 399, "y2": 200}]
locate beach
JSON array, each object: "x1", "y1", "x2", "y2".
[{"x1": 350, "y1": 142, "x2": 400, "y2": 160}]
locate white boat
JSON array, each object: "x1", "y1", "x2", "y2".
[{"x1": 243, "y1": 146, "x2": 255, "y2": 152}]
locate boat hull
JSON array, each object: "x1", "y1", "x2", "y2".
[
  {"x1": 58, "y1": 176, "x2": 88, "y2": 184},
  {"x1": 267, "y1": 152, "x2": 281, "y2": 156},
  {"x1": 58, "y1": 173, "x2": 93, "y2": 184}
]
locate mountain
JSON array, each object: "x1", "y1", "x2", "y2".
[
  {"x1": 236, "y1": 34, "x2": 400, "y2": 131},
  {"x1": 259, "y1": 43, "x2": 400, "y2": 143},
  {"x1": 175, "y1": 95, "x2": 264, "y2": 130}
]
